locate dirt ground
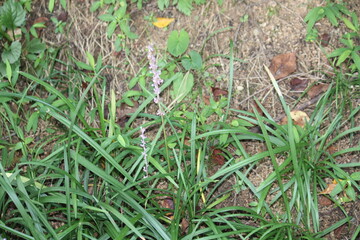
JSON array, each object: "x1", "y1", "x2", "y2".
[{"x1": 29, "y1": 0, "x2": 360, "y2": 238}]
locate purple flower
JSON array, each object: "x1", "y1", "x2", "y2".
[
  {"x1": 147, "y1": 45, "x2": 164, "y2": 111},
  {"x1": 140, "y1": 127, "x2": 149, "y2": 178},
  {"x1": 156, "y1": 109, "x2": 165, "y2": 116}
]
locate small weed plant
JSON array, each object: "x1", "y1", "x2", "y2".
[
  {"x1": 0, "y1": 0, "x2": 46, "y2": 86},
  {"x1": 304, "y1": 0, "x2": 360, "y2": 73},
  {"x1": 91, "y1": 0, "x2": 217, "y2": 52}
]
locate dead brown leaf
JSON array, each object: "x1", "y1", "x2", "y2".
[
  {"x1": 57, "y1": 11, "x2": 69, "y2": 22},
  {"x1": 320, "y1": 33, "x2": 331, "y2": 47},
  {"x1": 162, "y1": 198, "x2": 174, "y2": 210},
  {"x1": 203, "y1": 95, "x2": 210, "y2": 105},
  {"x1": 33, "y1": 17, "x2": 49, "y2": 25},
  {"x1": 211, "y1": 148, "x2": 225, "y2": 165},
  {"x1": 269, "y1": 53, "x2": 297, "y2": 80},
  {"x1": 159, "y1": 197, "x2": 174, "y2": 219},
  {"x1": 184, "y1": 138, "x2": 191, "y2": 147},
  {"x1": 319, "y1": 180, "x2": 338, "y2": 194},
  {"x1": 327, "y1": 145, "x2": 338, "y2": 155},
  {"x1": 308, "y1": 83, "x2": 329, "y2": 98},
  {"x1": 181, "y1": 218, "x2": 189, "y2": 234},
  {"x1": 290, "y1": 78, "x2": 309, "y2": 92},
  {"x1": 318, "y1": 195, "x2": 333, "y2": 206},
  {"x1": 280, "y1": 110, "x2": 310, "y2": 128},
  {"x1": 212, "y1": 87, "x2": 228, "y2": 101}
]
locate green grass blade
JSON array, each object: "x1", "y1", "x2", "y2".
[
  {"x1": 45, "y1": 108, "x2": 134, "y2": 182},
  {"x1": 71, "y1": 151, "x2": 170, "y2": 239}
]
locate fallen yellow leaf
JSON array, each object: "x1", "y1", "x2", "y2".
[
  {"x1": 152, "y1": 17, "x2": 175, "y2": 28},
  {"x1": 319, "y1": 179, "x2": 343, "y2": 195},
  {"x1": 280, "y1": 110, "x2": 310, "y2": 128},
  {"x1": 319, "y1": 181, "x2": 337, "y2": 194}
]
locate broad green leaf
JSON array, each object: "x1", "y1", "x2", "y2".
[
  {"x1": 219, "y1": 133, "x2": 228, "y2": 145},
  {"x1": 52, "y1": 99, "x2": 67, "y2": 108},
  {"x1": 30, "y1": 26, "x2": 39, "y2": 38},
  {"x1": 189, "y1": 50, "x2": 202, "y2": 69},
  {"x1": 98, "y1": 14, "x2": 115, "y2": 22},
  {"x1": 74, "y1": 60, "x2": 93, "y2": 71},
  {"x1": 157, "y1": 0, "x2": 169, "y2": 10},
  {"x1": 350, "y1": 171, "x2": 360, "y2": 181},
  {"x1": 324, "y1": 7, "x2": 338, "y2": 26},
  {"x1": 350, "y1": 12, "x2": 359, "y2": 30},
  {"x1": 95, "y1": 54, "x2": 103, "y2": 72},
  {"x1": 305, "y1": 28, "x2": 318, "y2": 42},
  {"x1": 10, "y1": 63, "x2": 19, "y2": 86},
  {"x1": 48, "y1": 0, "x2": 55, "y2": 12},
  {"x1": 351, "y1": 52, "x2": 360, "y2": 72},
  {"x1": 32, "y1": 22, "x2": 46, "y2": 28},
  {"x1": 167, "y1": 29, "x2": 190, "y2": 57},
  {"x1": 327, "y1": 48, "x2": 349, "y2": 58},
  {"x1": 117, "y1": 134, "x2": 127, "y2": 147},
  {"x1": 167, "y1": 142, "x2": 177, "y2": 148},
  {"x1": 182, "y1": 50, "x2": 202, "y2": 70},
  {"x1": 26, "y1": 54, "x2": 37, "y2": 61},
  {"x1": 90, "y1": 1, "x2": 102, "y2": 12},
  {"x1": 195, "y1": 0, "x2": 206, "y2": 4},
  {"x1": 340, "y1": 33, "x2": 354, "y2": 48},
  {"x1": 26, "y1": 111, "x2": 39, "y2": 133},
  {"x1": 177, "y1": 0, "x2": 192, "y2": 16},
  {"x1": 181, "y1": 57, "x2": 192, "y2": 70},
  {"x1": 107, "y1": 21, "x2": 117, "y2": 38},
  {"x1": 330, "y1": 180, "x2": 346, "y2": 197},
  {"x1": 0, "y1": 0, "x2": 26, "y2": 29},
  {"x1": 86, "y1": 51, "x2": 95, "y2": 69},
  {"x1": 120, "y1": 21, "x2": 138, "y2": 39},
  {"x1": 128, "y1": 77, "x2": 139, "y2": 89},
  {"x1": 345, "y1": 187, "x2": 357, "y2": 201},
  {"x1": 5, "y1": 59, "x2": 12, "y2": 81},
  {"x1": 304, "y1": 7, "x2": 324, "y2": 31},
  {"x1": 123, "y1": 97, "x2": 134, "y2": 106},
  {"x1": 124, "y1": 90, "x2": 142, "y2": 98},
  {"x1": 60, "y1": 0, "x2": 67, "y2": 9},
  {"x1": 336, "y1": 49, "x2": 352, "y2": 66},
  {"x1": 114, "y1": 36, "x2": 122, "y2": 52},
  {"x1": 240, "y1": 14, "x2": 249, "y2": 23},
  {"x1": 26, "y1": 38, "x2": 46, "y2": 54},
  {"x1": 337, "y1": 3, "x2": 351, "y2": 16},
  {"x1": 1, "y1": 41, "x2": 21, "y2": 64},
  {"x1": 342, "y1": 17, "x2": 357, "y2": 31},
  {"x1": 0, "y1": 81, "x2": 10, "y2": 89},
  {"x1": 24, "y1": 137, "x2": 33, "y2": 145},
  {"x1": 171, "y1": 71, "x2": 194, "y2": 102},
  {"x1": 114, "y1": 5, "x2": 127, "y2": 19}
]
